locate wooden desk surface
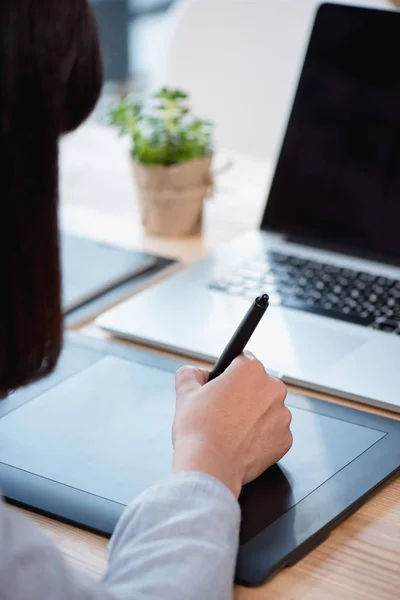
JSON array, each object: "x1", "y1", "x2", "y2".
[{"x1": 12, "y1": 123, "x2": 400, "y2": 599}]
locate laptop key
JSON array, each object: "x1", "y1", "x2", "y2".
[
  {"x1": 268, "y1": 293, "x2": 282, "y2": 305},
  {"x1": 226, "y1": 285, "x2": 245, "y2": 295},
  {"x1": 269, "y1": 251, "x2": 290, "y2": 264},
  {"x1": 281, "y1": 299, "x2": 374, "y2": 326},
  {"x1": 242, "y1": 280, "x2": 262, "y2": 290},
  {"x1": 225, "y1": 275, "x2": 244, "y2": 286},
  {"x1": 372, "y1": 320, "x2": 400, "y2": 332},
  {"x1": 263, "y1": 274, "x2": 276, "y2": 284},
  {"x1": 209, "y1": 281, "x2": 228, "y2": 292},
  {"x1": 209, "y1": 250, "x2": 400, "y2": 332},
  {"x1": 238, "y1": 268, "x2": 265, "y2": 280},
  {"x1": 241, "y1": 288, "x2": 260, "y2": 299}
]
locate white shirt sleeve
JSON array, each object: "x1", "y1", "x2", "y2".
[{"x1": 0, "y1": 473, "x2": 241, "y2": 600}]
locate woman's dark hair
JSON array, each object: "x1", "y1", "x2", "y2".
[{"x1": 0, "y1": 1, "x2": 103, "y2": 396}]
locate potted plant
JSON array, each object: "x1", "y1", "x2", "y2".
[{"x1": 110, "y1": 88, "x2": 213, "y2": 236}]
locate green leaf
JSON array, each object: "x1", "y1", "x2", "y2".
[
  {"x1": 110, "y1": 86, "x2": 213, "y2": 166},
  {"x1": 154, "y1": 88, "x2": 188, "y2": 102}
]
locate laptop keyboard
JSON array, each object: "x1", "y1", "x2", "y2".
[{"x1": 209, "y1": 251, "x2": 400, "y2": 334}]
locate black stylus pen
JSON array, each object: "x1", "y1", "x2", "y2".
[{"x1": 208, "y1": 293, "x2": 270, "y2": 381}]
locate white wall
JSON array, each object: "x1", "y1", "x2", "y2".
[{"x1": 159, "y1": 0, "x2": 396, "y2": 159}]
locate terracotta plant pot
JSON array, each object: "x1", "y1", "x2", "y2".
[{"x1": 133, "y1": 156, "x2": 213, "y2": 236}]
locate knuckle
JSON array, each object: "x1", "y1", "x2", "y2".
[
  {"x1": 248, "y1": 356, "x2": 265, "y2": 376},
  {"x1": 274, "y1": 378, "x2": 288, "y2": 401},
  {"x1": 175, "y1": 365, "x2": 189, "y2": 380},
  {"x1": 175, "y1": 365, "x2": 194, "y2": 385},
  {"x1": 242, "y1": 350, "x2": 256, "y2": 361},
  {"x1": 232, "y1": 354, "x2": 248, "y2": 370},
  {"x1": 283, "y1": 430, "x2": 293, "y2": 454},
  {"x1": 284, "y1": 406, "x2": 292, "y2": 427},
  {"x1": 232, "y1": 353, "x2": 263, "y2": 376}
]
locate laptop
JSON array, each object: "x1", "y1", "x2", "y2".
[{"x1": 98, "y1": 3, "x2": 400, "y2": 412}]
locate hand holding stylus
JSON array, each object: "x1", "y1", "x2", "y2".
[{"x1": 172, "y1": 295, "x2": 293, "y2": 498}]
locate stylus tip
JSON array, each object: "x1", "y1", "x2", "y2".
[{"x1": 257, "y1": 293, "x2": 269, "y2": 307}]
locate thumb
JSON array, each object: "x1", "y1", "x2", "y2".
[{"x1": 175, "y1": 366, "x2": 209, "y2": 396}]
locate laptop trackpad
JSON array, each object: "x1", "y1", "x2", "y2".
[{"x1": 250, "y1": 310, "x2": 366, "y2": 378}]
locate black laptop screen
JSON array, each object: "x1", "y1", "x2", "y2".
[{"x1": 262, "y1": 3, "x2": 400, "y2": 263}]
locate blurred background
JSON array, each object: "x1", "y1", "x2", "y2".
[
  {"x1": 92, "y1": 0, "x2": 399, "y2": 93},
  {"x1": 91, "y1": 0, "x2": 397, "y2": 159},
  {"x1": 92, "y1": 0, "x2": 175, "y2": 112}
]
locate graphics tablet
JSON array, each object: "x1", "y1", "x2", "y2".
[
  {"x1": 60, "y1": 234, "x2": 178, "y2": 327},
  {"x1": 0, "y1": 333, "x2": 399, "y2": 586},
  {"x1": 61, "y1": 234, "x2": 156, "y2": 313}
]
